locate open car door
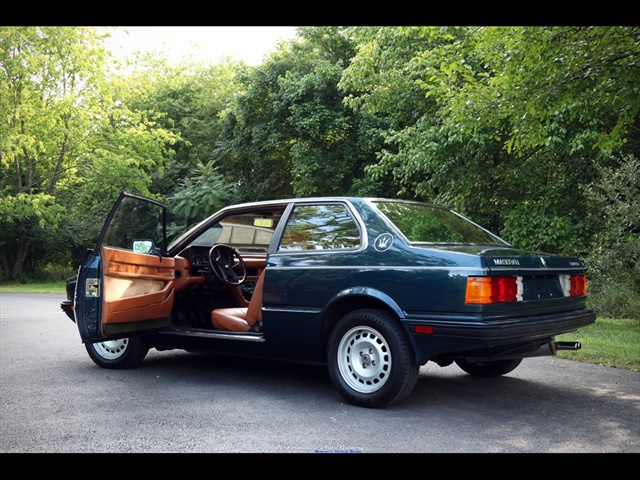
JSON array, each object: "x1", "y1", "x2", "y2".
[{"x1": 74, "y1": 192, "x2": 176, "y2": 343}]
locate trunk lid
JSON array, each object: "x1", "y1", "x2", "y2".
[
  {"x1": 427, "y1": 244, "x2": 587, "y2": 303},
  {"x1": 429, "y1": 245, "x2": 585, "y2": 271}
]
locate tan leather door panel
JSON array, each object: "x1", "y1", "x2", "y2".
[{"x1": 101, "y1": 246, "x2": 176, "y2": 325}]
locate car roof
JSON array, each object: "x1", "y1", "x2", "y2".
[
  {"x1": 217, "y1": 196, "x2": 437, "y2": 211},
  {"x1": 168, "y1": 197, "x2": 447, "y2": 253}
]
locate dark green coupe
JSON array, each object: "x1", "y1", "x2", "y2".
[{"x1": 61, "y1": 192, "x2": 596, "y2": 408}]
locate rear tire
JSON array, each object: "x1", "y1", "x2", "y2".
[
  {"x1": 85, "y1": 337, "x2": 150, "y2": 369},
  {"x1": 455, "y1": 358, "x2": 522, "y2": 377},
  {"x1": 327, "y1": 309, "x2": 419, "y2": 408}
]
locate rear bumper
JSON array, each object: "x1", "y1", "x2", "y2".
[{"x1": 406, "y1": 308, "x2": 596, "y2": 364}]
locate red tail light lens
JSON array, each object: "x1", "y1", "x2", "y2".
[
  {"x1": 560, "y1": 274, "x2": 588, "y2": 297},
  {"x1": 569, "y1": 274, "x2": 587, "y2": 296},
  {"x1": 465, "y1": 276, "x2": 519, "y2": 304}
]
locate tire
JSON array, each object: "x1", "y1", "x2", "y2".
[
  {"x1": 327, "y1": 309, "x2": 419, "y2": 408},
  {"x1": 85, "y1": 337, "x2": 150, "y2": 369},
  {"x1": 455, "y1": 358, "x2": 522, "y2": 377}
]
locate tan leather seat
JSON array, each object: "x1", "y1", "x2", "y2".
[{"x1": 211, "y1": 270, "x2": 265, "y2": 332}]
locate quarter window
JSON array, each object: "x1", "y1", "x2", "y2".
[{"x1": 279, "y1": 204, "x2": 360, "y2": 251}]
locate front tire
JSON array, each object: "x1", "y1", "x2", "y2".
[
  {"x1": 455, "y1": 358, "x2": 522, "y2": 377},
  {"x1": 85, "y1": 337, "x2": 150, "y2": 369},
  {"x1": 327, "y1": 309, "x2": 419, "y2": 408}
]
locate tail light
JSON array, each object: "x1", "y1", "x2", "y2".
[
  {"x1": 560, "y1": 274, "x2": 587, "y2": 297},
  {"x1": 466, "y1": 274, "x2": 588, "y2": 305},
  {"x1": 465, "y1": 276, "x2": 521, "y2": 304}
]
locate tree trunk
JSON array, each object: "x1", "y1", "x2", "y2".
[{"x1": 10, "y1": 238, "x2": 31, "y2": 281}]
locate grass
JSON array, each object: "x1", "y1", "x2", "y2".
[
  {"x1": 0, "y1": 280, "x2": 69, "y2": 294},
  {"x1": 2, "y1": 281, "x2": 638, "y2": 373},
  {"x1": 557, "y1": 317, "x2": 640, "y2": 372}
]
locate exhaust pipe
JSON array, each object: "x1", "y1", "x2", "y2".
[
  {"x1": 459, "y1": 340, "x2": 583, "y2": 363},
  {"x1": 555, "y1": 341, "x2": 582, "y2": 351},
  {"x1": 473, "y1": 340, "x2": 583, "y2": 361},
  {"x1": 520, "y1": 340, "x2": 582, "y2": 358}
]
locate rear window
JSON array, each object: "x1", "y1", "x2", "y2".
[{"x1": 372, "y1": 201, "x2": 507, "y2": 245}]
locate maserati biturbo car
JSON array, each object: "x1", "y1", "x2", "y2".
[{"x1": 61, "y1": 192, "x2": 596, "y2": 408}]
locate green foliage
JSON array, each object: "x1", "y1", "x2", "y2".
[
  {"x1": 340, "y1": 27, "x2": 638, "y2": 252},
  {"x1": 215, "y1": 55, "x2": 297, "y2": 203},
  {"x1": 0, "y1": 27, "x2": 184, "y2": 275},
  {"x1": 583, "y1": 155, "x2": 640, "y2": 319},
  {"x1": 0, "y1": 193, "x2": 64, "y2": 228},
  {"x1": 473, "y1": 27, "x2": 640, "y2": 157},
  {"x1": 0, "y1": 27, "x2": 110, "y2": 279},
  {"x1": 166, "y1": 159, "x2": 232, "y2": 236},
  {"x1": 499, "y1": 151, "x2": 598, "y2": 255},
  {"x1": 118, "y1": 54, "x2": 242, "y2": 200},
  {"x1": 217, "y1": 27, "x2": 387, "y2": 203}
]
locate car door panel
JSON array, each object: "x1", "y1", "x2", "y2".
[
  {"x1": 73, "y1": 192, "x2": 173, "y2": 342},
  {"x1": 101, "y1": 245, "x2": 175, "y2": 325}
]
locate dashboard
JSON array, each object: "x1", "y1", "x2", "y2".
[{"x1": 183, "y1": 247, "x2": 213, "y2": 275}]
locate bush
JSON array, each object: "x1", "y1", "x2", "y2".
[
  {"x1": 587, "y1": 275, "x2": 640, "y2": 319},
  {"x1": 584, "y1": 154, "x2": 640, "y2": 319},
  {"x1": 23, "y1": 263, "x2": 77, "y2": 284}
]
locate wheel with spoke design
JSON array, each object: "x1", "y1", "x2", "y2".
[
  {"x1": 327, "y1": 309, "x2": 418, "y2": 408},
  {"x1": 85, "y1": 337, "x2": 149, "y2": 369}
]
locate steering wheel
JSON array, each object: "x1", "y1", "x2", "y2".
[{"x1": 208, "y1": 244, "x2": 247, "y2": 285}]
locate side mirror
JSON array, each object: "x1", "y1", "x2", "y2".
[{"x1": 132, "y1": 239, "x2": 154, "y2": 253}]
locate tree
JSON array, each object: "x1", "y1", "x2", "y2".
[
  {"x1": 340, "y1": 27, "x2": 640, "y2": 252},
  {"x1": 166, "y1": 159, "x2": 232, "y2": 237},
  {"x1": 216, "y1": 26, "x2": 392, "y2": 203},
  {"x1": 116, "y1": 52, "x2": 243, "y2": 200},
  {"x1": 0, "y1": 27, "x2": 108, "y2": 279},
  {"x1": 584, "y1": 154, "x2": 640, "y2": 318},
  {"x1": 0, "y1": 27, "x2": 182, "y2": 278}
]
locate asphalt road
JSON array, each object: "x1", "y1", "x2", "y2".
[{"x1": 1, "y1": 292, "x2": 638, "y2": 454}]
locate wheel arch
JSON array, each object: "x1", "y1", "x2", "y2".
[{"x1": 320, "y1": 287, "x2": 405, "y2": 349}]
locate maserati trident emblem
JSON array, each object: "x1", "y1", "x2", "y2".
[{"x1": 374, "y1": 233, "x2": 394, "y2": 252}]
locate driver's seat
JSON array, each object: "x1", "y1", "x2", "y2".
[{"x1": 211, "y1": 270, "x2": 265, "y2": 332}]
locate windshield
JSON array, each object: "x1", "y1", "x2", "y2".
[
  {"x1": 372, "y1": 200, "x2": 508, "y2": 246},
  {"x1": 184, "y1": 211, "x2": 283, "y2": 254}
]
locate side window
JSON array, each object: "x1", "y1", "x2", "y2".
[
  {"x1": 102, "y1": 195, "x2": 164, "y2": 252},
  {"x1": 278, "y1": 204, "x2": 361, "y2": 251}
]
